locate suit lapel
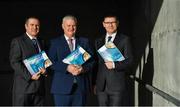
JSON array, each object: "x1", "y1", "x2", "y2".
[
  {"x1": 98, "y1": 34, "x2": 121, "y2": 48},
  {"x1": 37, "y1": 37, "x2": 43, "y2": 51},
  {"x1": 98, "y1": 36, "x2": 105, "y2": 49},
  {"x1": 113, "y1": 33, "x2": 121, "y2": 46},
  {"x1": 75, "y1": 36, "x2": 80, "y2": 49},
  {"x1": 23, "y1": 34, "x2": 37, "y2": 53},
  {"x1": 61, "y1": 35, "x2": 71, "y2": 53}
]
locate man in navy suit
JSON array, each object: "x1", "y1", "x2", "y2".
[
  {"x1": 94, "y1": 14, "x2": 133, "y2": 106},
  {"x1": 9, "y1": 17, "x2": 47, "y2": 106},
  {"x1": 48, "y1": 15, "x2": 94, "y2": 106}
]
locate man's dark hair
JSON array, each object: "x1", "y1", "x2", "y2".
[
  {"x1": 102, "y1": 13, "x2": 119, "y2": 22},
  {"x1": 25, "y1": 16, "x2": 40, "y2": 24}
]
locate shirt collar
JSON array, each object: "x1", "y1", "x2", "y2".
[
  {"x1": 105, "y1": 32, "x2": 117, "y2": 42},
  {"x1": 64, "y1": 34, "x2": 75, "y2": 41},
  {"x1": 26, "y1": 32, "x2": 37, "y2": 40},
  {"x1": 106, "y1": 32, "x2": 117, "y2": 38}
]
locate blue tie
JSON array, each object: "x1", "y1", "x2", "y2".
[{"x1": 32, "y1": 39, "x2": 39, "y2": 52}]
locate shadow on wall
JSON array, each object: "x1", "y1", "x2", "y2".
[{"x1": 130, "y1": 0, "x2": 163, "y2": 106}]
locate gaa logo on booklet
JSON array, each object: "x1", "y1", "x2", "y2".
[
  {"x1": 105, "y1": 42, "x2": 116, "y2": 48},
  {"x1": 44, "y1": 59, "x2": 53, "y2": 68},
  {"x1": 83, "y1": 52, "x2": 91, "y2": 61}
]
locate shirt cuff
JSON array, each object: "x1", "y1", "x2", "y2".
[{"x1": 112, "y1": 62, "x2": 115, "y2": 68}]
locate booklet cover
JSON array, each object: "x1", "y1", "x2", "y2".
[
  {"x1": 97, "y1": 42, "x2": 125, "y2": 62},
  {"x1": 23, "y1": 51, "x2": 52, "y2": 75},
  {"x1": 62, "y1": 45, "x2": 91, "y2": 65}
]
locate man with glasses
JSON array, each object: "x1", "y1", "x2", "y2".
[{"x1": 94, "y1": 14, "x2": 133, "y2": 106}]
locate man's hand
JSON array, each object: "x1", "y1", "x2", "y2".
[
  {"x1": 93, "y1": 85, "x2": 97, "y2": 95},
  {"x1": 74, "y1": 65, "x2": 84, "y2": 75},
  {"x1": 67, "y1": 65, "x2": 84, "y2": 76},
  {"x1": 31, "y1": 72, "x2": 41, "y2": 80},
  {"x1": 39, "y1": 67, "x2": 46, "y2": 74},
  {"x1": 39, "y1": 67, "x2": 47, "y2": 77},
  {"x1": 105, "y1": 61, "x2": 114, "y2": 70}
]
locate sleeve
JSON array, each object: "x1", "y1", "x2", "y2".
[
  {"x1": 114, "y1": 37, "x2": 133, "y2": 71},
  {"x1": 81, "y1": 39, "x2": 96, "y2": 73},
  {"x1": 91, "y1": 39, "x2": 99, "y2": 85},
  {"x1": 48, "y1": 40, "x2": 68, "y2": 74},
  {"x1": 9, "y1": 38, "x2": 31, "y2": 81}
]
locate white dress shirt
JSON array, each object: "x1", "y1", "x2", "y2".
[
  {"x1": 64, "y1": 35, "x2": 76, "y2": 51},
  {"x1": 26, "y1": 32, "x2": 41, "y2": 52},
  {"x1": 105, "y1": 32, "x2": 117, "y2": 68},
  {"x1": 105, "y1": 32, "x2": 117, "y2": 44}
]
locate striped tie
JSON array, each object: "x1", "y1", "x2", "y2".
[{"x1": 32, "y1": 39, "x2": 39, "y2": 52}]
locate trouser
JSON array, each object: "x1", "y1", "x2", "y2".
[
  {"x1": 97, "y1": 91, "x2": 124, "y2": 106},
  {"x1": 53, "y1": 83, "x2": 86, "y2": 106},
  {"x1": 12, "y1": 93, "x2": 44, "y2": 106}
]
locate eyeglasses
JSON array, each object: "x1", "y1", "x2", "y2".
[{"x1": 103, "y1": 21, "x2": 117, "y2": 24}]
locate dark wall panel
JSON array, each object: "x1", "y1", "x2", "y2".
[
  {"x1": 0, "y1": 1, "x2": 131, "y2": 72},
  {"x1": 0, "y1": 1, "x2": 132, "y2": 105}
]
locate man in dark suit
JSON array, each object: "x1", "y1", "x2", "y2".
[
  {"x1": 9, "y1": 17, "x2": 47, "y2": 106},
  {"x1": 94, "y1": 14, "x2": 133, "y2": 106},
  {"x1": 48, "y1": 15, "x2": 94, "y2": 106}
]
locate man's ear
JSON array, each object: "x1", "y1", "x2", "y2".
[
  {"x1": 102, "y1": 22, "x2": 105, "y2": 28},
  {"x1": 25, "y1": 24, "x2": 27, "y2": 29},
  {"x1": 62, "y1": 24, "x2": 64, "y2": 30}
]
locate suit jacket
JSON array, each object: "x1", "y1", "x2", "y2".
[
  {"x1": 95, "y1": 33, "x2": 133, "y2": 92},
  {"x1": 9, "y1": 33, "x2": 45, "y2": 94},
  {"x1": 48, "y1": 35, "x2": 94, "y2": 94}
]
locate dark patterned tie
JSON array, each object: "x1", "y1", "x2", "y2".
[
  {"x1": 68, "y1": 38, "x2": 73, "y2": 52},
  {"x1": 68, "y1": 38, "x2": 77, "y2": 83},
  {"x1": 108, "y1": 36, "x2": 112, "y2": 42},
  {"x1": 32, "y1": 39, "x2": 39, "y2": 52}
]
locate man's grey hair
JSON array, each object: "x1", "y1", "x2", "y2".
[{"x1": 62, "y1": 15, "x2": 77, "y2": 24}]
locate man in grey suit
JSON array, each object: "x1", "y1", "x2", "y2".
[
  {"x1": 9, "y1": 17, "x2": 47, "y2": 106},
  {"x1": 94, "y1": 14, "x2": 133, "y2": 106}
]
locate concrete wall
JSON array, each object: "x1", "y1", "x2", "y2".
[
  {"x1": 151, "y1": 0, "x2": 180, "y2": 106},
  {"x1": 132, "y1": 0, "x2": 180, "y2": 106}
]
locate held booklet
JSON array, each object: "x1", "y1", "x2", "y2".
[
  {"x1": 97, "y1": 42, "x2": 125, "y2": 62},
  {"x1": 23, "y1": 51, "x2": 52, "y2": 75},
  {"x1": 62, "y1": 45, "x2": 91, "y2": 65}
]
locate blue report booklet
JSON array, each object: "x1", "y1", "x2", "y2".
[
  {"x1": 62, "y1": 45, "x2": 91, "y2": 65},
  {"x1": 23, "y1": 51, "x2": 52, "y2": 75},
  {"x1": 97, "y1": 42, "x2": 125, "y2": 62}
]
